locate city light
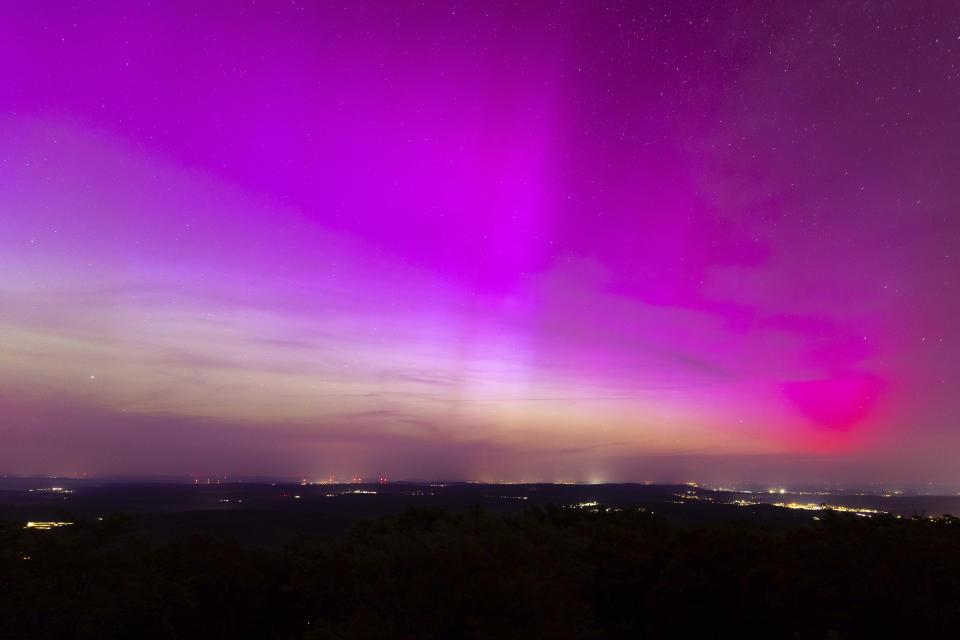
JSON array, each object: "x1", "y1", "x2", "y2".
[
  {"x1": 771, "y1": 502, "x2": 883, "y2": 517},
  {"x1": 25, "y1": 521, "x2": 74, "y2": 530}
]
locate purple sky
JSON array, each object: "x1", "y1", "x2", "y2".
[{"x1": 2, "y1": 1, "x2": 959, "y2": 483}]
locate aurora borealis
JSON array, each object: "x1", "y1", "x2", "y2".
[{"x1": 2, "y1": 1, "x2": 959, "y2": 483}]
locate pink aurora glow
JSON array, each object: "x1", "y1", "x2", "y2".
[{"x1": 1, "y1": 1, "x2": 958, "y2": 482}]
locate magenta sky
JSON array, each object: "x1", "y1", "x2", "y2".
[{"x1": 2, "y1": 1, "x2": 959, "y2": 483}]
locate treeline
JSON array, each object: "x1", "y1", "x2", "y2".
[{"x1": 1, "y1": 506, "x2": 959, "y2": 639}]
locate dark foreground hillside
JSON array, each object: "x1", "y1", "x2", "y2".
[{"x1": 2, "y1": 506, "x2": 958, "y2": 639}]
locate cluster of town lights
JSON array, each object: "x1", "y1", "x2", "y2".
[{"x1": 24, "y1": 521, "x2": 74, "y2": 530}]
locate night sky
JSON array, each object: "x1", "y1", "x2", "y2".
[{"x1": 2, "y1": 1, "x2": 959, "y2": 483}]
